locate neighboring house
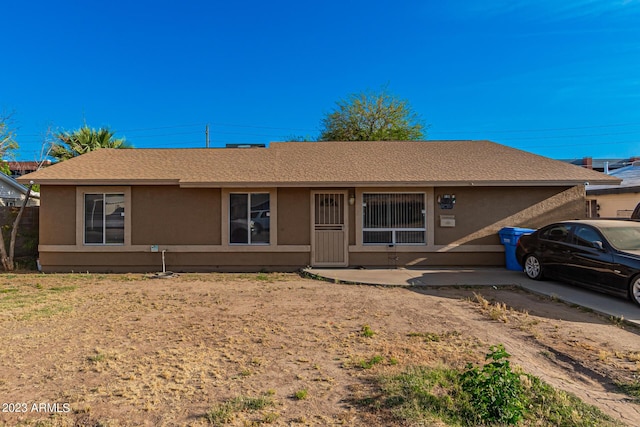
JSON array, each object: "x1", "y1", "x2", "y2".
[
  {"x1": 586, "y1": 162, "x2": 640, "y2": 218},
  {"x1": 18, "y1": 140, "x2": 619, "y2": 273},
  {"x1": 563, "y1": 156, "x2": 640, "y2": 173},
  {"x1": 7, "y1": 160, "x2": 52, "y2": 177},
  {"x1": 0, "y1": 172, "x2": 39, "y2": 207}
]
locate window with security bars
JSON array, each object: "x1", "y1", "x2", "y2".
[{"x1": 362, "y1": 193, "x2": 426, "y2": 244}]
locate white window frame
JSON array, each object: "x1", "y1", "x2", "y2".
[
  {"x1": 229, "y1": 192, "x2": 271, "y2": 245},
  {"x1": 362, "y1": 192, "x2": 426, "y2": 246}
]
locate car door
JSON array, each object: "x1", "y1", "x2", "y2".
[
  {"x1": 537, "y1": 224, "x2": 573, "y2": 279},
  {"x1": 568, "y1": 225, "x2": 615, "y2": 290}
]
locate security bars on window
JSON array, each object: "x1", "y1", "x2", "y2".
[{"x1": 362, "y1": 193, "x2": 426, "y2": 245}]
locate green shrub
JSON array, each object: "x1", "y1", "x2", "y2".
[
  {"x1": 363, "y1": 345, "x2": 622, "y2": 426},
  {"x1": 205, "y1": 394, "x2": 273, "y2": 425},
  {"x1": 361, "y1": 324, "x2": 376, "y2": 338},
  {"x1": 359, "y1": 355, "x2": 384, "y2": 369},
  {"x1": 460, "y1": 344, "x2": 525, "y2": 425}
]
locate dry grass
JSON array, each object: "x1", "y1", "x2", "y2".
[
  {"x1": 0, "y1": 274, "x2": 638, "y2": 426},
  {"x1": 469, "y1": 289, "x2": 640, "y2": 406}
]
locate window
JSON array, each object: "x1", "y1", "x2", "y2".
[
  {"x1": 230, "y1": 193, "x2": 270, "y2": 244},
  {"x1": 84, "y1": 193, "x2": 125, "y2": 245},
  {"x1": 573, "y1": 225, "x2": 603, "y2": 248},
  {"x1": 585, "y1": 200, "x2": 599, "y2": 218},
  {"x1": 362, "y1": 193, "x2": 425, "y2": 244},
  {"x1": 540, "y1": 224, "x2": 571, "y2": 243},
  {"x1": 600, "y1": 225, "x2": 640, "y2": 251}
]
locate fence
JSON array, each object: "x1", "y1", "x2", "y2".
[{"x1": 0, "y1": 206, "x2": 39, "y2": 259}]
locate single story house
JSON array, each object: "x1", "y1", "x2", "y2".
[
  {"x1": 0, "y1": 172, "x2": 39, "y2": 207},
  {"x1": 18, "y1": 140, "x2": 620, "y2": 273},
  {"x1": 586, "y1": 161, "x2": 640, "y2": 218}
]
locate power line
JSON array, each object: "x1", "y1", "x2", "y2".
[
  {"x1": 15, "y1": 119, "x2": 640, "y2": 141},
  {"x1": 515, "y1": 140, "x2": 640, "y2": 149},
  {"x1": 211, "y1": 122, "x2": 317, "y2": 132},
  {"x1": 11, "y1": 119, "x2": 640, "y2": 155},
  {"x1": 206, "y1": 130, "x2": 293, "y2": 138},
  {"x1": 15, "y1": 123, "x2": 208, "y2": 138},
  {"x1": 126, "y1": 131, "x2": 203, "y2": 139},
  {"x1": 15, "y1": 122, "x2": 312, "y2": 142},
  {"x1": 434, "y1": 121, "x2": 640, "y2": 135},
  {"x1": 435, "y1": 130, "x2": 640, "y2": 141},
  {"x1": 118, "y1": 123, "x2": 206, "y2": 133}
]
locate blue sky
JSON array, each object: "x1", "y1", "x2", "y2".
[{"x1": 3, "y1": 0, "x2": 640, "y2": 161}]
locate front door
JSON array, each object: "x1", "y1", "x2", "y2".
[{"x1": 311, "y1": 192, "x2": 348, "y2": 267}]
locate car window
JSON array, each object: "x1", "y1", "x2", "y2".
[
  {"x1": 599, "y1": 226, "x2": 640, "y2": 251},
  {"x1": 573, "y1": 226, "x2": 602, "y2": 248},
  {"x1": 539, "y1": 224, "x2": 572, "y2": 243}
]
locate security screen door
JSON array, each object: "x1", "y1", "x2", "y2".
[{"x1": 311, "y1": 192, "x2": 348, "y2": 267}]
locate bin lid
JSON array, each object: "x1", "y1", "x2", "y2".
[{"x1": 499, "y1": 227, "x2": 536, "y2": 235}]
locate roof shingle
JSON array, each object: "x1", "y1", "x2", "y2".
[{"x1": 18, "y1": 140, "x2": 620, "y2": 187}]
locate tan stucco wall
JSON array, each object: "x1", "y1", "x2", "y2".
[
  {"x1": 349, "y1": 251, "x2": 504, "y2": 268},
  {"x1": 39, "y1": 251, "x2": 309, "y2": 273},
  {"x1": 39, "y1": 186, "x2": 76, "y2": 245},
  {"x1": 131, "y1": 186, "x2": 221, "y2": 245},
  {"x1": 348, "y1": 189, "x2": 356, "y2": 245},
  {"x1": 37, "y1": 184, "x2": 587, "y2": 272},
  {"x1": 277, "y1": 188, "x2": 310, "y2": 245},
  {"x1": 586, "y1": 192, "x2": 640, "y2": 218},
  {"x1": 433, "y1": 186, "x2": 584, "y2": 246},
  {"x1": 349, "y1": 186, "x2": 585, "y2": 269}
]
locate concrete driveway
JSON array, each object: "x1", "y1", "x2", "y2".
[{"x1": 304, "y1": 267, "x2": 640, "y2": 327}]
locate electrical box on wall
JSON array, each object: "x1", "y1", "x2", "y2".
[{"x1": 440, "y1": 215, "x2": 456, "y2": 227}]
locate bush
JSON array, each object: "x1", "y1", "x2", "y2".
[
  {"x1": 460, "y1": 344, "x2": 526, "y2": 425},
  {"x1": 366, "y1": 344, "x2": 621, "y2": 426}
]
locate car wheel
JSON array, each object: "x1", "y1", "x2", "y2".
[
  {"x1": 524, "y1": 255, "x2": 544, "y2": 280},
  {"x1": 629, "y1": 275, "x2": 640, "y2": 306}
]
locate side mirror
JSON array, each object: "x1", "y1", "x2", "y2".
[{"x1": 592, "y1": 241, "x2": 605, "y2": 251}]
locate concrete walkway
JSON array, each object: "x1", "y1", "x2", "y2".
[{"x1": 304, "y1": 267, "x2": 640, "y2": 326}]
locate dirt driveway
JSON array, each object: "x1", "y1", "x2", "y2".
[{"x1": 0, "y1": 273, "x2": 639, "y2": 426}]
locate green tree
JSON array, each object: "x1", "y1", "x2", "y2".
[
  {"x1": 285, "y1": 134, "x2": 314, "y2": 142},
  {"x1": 319, "y1": 86, "x2": 426, "y2": 141},
  {"x1": 50, "y1": 125, "x2": 131, "y2": 161}
]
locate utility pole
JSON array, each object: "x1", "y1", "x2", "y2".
[{"x1": 205, "y1": 124, "x2": 210, "y2": 148}]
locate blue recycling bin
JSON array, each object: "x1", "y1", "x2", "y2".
[{"x1": 499, "y1": 227, "x2": 535, "y2": 271}]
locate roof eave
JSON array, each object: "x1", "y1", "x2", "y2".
[
  {"x1": 587, "y1": 185, "x2": 640, "y2": 195},
  {"x1": 23, "y1": 179, "x2": 182, "y2": 186},
  {"x1": 178, "y1": 179, "x2": 612, "y2": 188},
  {"x1": 1, "y1": 173, "x2": 31, "y2": 193}
]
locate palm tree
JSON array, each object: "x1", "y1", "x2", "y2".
[{"x1": 50, "y1": 125, "x2": 131, "y2": 161}]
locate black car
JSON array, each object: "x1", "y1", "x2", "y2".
[{"x1": 515, "y1": 220, "x2": 640, "y2": 306}]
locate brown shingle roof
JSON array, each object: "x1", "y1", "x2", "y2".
[{"x1": 17, "y1": 140, "x2": 621, "y2": 187}]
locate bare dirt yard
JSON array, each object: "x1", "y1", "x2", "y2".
[{"x1": 1, "y1": 272, "x2": 640, "y2": 426}]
